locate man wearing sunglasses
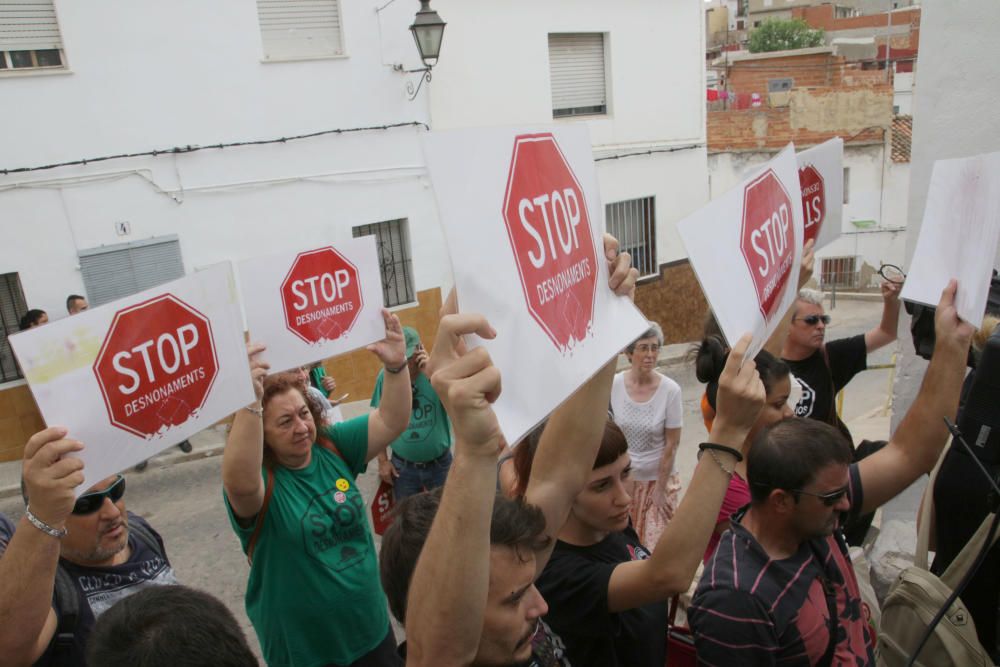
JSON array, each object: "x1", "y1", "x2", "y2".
[
  {"x1": 781, "y1": 281, "x2": 901, "y2": 438},
  {"x1": 691, "y1": 281, "x2": 972, "y2": 667},
  {"x1": 0, "y1": 427, "x2": 176, "y2": 667}
]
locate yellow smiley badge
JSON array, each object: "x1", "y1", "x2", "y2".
[{"x1": 336, "y1": 478, "x2": 350, "y2": 492}]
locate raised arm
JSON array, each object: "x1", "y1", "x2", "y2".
[
  {"x1": 858, "y1": 280, "x2": 973, "y2": 514},
  {"x1": 864, "y1": 278, "x2": 902, "y2": 352},
  {"x1": 0, "y1": 428, "x2": 85, "y2": 666},
  {"x1": 364, "y1": 309, "x2": 412, "y2": 462},
  {"x1": 606, "y1": 335, "x2": 766, "y2": 612},
  {"x1": 405, "y1": 314, "x2": 501, "y2": 667},
  {"x1": 524, "y1": 233, "x2": 639, "y2": 574},
  {"x1": 221, "y1": 343, "x2": 270, "y2": 519}
]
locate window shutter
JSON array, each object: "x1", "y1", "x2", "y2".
[
  {"x1": 0, "y1": 0, "x2": 63, "y2": 51},
  {"x1": 257, "y1": 0, "x2": 343, "y2": 60},
  {"x1": 79, "y1": 238, "x2": 185, "y2": 307},
  {"x1": 548, "y1": 33, "x2": 606, "y2": 114}
]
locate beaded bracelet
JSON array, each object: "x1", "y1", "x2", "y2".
[
  {"x1": 697, "y1": 448, "x2": 735, "y2": 477},
  {"x1": 244, "y1": 405, "x2": 263, "y2": 417},
  {"x1": 25, "y1": 506, "x2": 67, "y2": 539}
]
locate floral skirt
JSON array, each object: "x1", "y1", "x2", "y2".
[{"x1": 630, "y1": 472, "x2": 682, "y2": 549}]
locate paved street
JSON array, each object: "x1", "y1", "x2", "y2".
[{"x1": 0, "y1": 296, "x2": 907, "y2": 660}]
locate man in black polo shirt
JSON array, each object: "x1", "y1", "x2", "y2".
[{"x1": 781, "y1": 282, "x2": 901, "y2": 437}]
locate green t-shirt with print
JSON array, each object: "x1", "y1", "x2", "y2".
[
  {"x1": 225, "y1": 416, "x2": 389, "y2": 667},
  {"x1": 370, "y1": 369, "x2": 451, "y2": 462}
]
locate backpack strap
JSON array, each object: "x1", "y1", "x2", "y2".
[
  {"x1": 941, "y1": 511, "x2": 1000, "y2": 590},
  {"x1": 50, "y1": 564, "x2": 80, "y2": 663},
  {"x1": 246, "y1": 466, "x2": 275, "y2": 566},
  {"x1": 914, "y1": 445, "x2": 950, "y2": 569},
  {"x1": 127, "y1": 516, "x2": 165, "y2": 559}
]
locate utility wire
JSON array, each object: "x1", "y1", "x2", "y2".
[
  {"x1": 595, "y1": 143, "x2": 704, "y2": 162},
  {"x1": 0, "y1": 121, "x2": 429, "y2": 176}
]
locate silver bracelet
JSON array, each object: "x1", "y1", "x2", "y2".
[
  {"x1": 25, "y1": 506, "x2": 67, "y2": 539},
  {"x1": 698, "y1": 449, "x2": 735, "y2": 477},
  {"x1": 244, "y1": 404, "x2": 263, "y2": 417}
]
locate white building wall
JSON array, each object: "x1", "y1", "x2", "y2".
[
  {"x1": 707, "y1": 143, "x2": 909, "y2": 282},
  {"x1": 893, "y1": 70, "x2": 914, "y2": 115},
  {"x1": 0, "y1": 0, "x2": 447, "y2": 323},
  {"x1": 427, "y1": 0, "x2": 709, "y2": 267},
  {"x1": 893, "y1": 0, "x2": 1000, "y2": 424}
]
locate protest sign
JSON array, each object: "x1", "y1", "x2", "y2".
[
  {"x1": 237, "y1": 236, "x2": 385, "y2": 373},
  {"x1": 678, "y1": 144, "x2": 804, "y2": 360},
  {"x1": 422, "y1": 124, "x2": 648, "y2": 445},
  {"x1": 797, "y1": 138, "x2": 843, "y2": 252},
  {"x1": 10, "y1": 262, "x2": 253, "y2": 494},
  {"x1": 901, "y1": 150, "x2": 1000, "y2": 326}
]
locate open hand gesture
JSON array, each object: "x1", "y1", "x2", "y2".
[{"x1": 367, "y1": 309, "x2": 407, "y2": 369}]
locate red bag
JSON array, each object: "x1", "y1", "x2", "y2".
[
  {"x1": 666, "y1": 595, "x2": 696, "y2": 667},
  {"x1": 370, "y1": 481, "x2": 396, "y2": 536}
]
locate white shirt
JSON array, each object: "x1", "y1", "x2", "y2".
[{"x1": 610, "y1": 371, "x2": 683, "y2": 482}]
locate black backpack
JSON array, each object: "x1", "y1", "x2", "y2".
[{"x1": 48, "y1": 519, "x2": 164, "y2": 665}]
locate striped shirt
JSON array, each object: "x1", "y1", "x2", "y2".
[{"x1": 690, "y1": 464, "x2": 875, "y2": 666}]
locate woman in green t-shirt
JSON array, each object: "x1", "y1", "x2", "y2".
[{"x1": 223, "y1": 309, "x2": 412, "y2": 667}]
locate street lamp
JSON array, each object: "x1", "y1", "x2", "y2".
[{"x1": 409, "y1": 0, "x2": 446, "y2": 69}]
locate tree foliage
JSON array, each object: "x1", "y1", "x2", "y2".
[{"x1": 748, "y1": 18, "x2": 824, "y2": 53}]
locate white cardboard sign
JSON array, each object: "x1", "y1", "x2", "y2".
[
  {"x1": 901, "y1": 150, "x2": 1000, "y2": 326},
  {"x1": 678, "y1": 144, "x2": 804, "y2": 361},
  {"x1": 10, "y1": 262, "x2": 254, "y2": 494},
  {"x1": 796, "y1": 138, "x2": 844, "y2": 252},
  {"x1": 237, "y1": 236, "x2": 386, "y2": 373},
  {"x1": 422, "y1": 124, "x2": 649, "y2": 445}
]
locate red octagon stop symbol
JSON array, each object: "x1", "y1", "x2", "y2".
[
  {"x1": 501, "y1": 133, "x2": 598, "y2": 352},
  {"x1": 93, "y1": 294, "x2": 219, "y2": 439},
  {"x1": 740, "y1": 169, "x2": 797, "y2": 323},
  {"x1": 798, "y1": 164, "x2": 826, "y2": 246},
  {"x1": 280, "y1": 247, "x2": 363, "y2": 345}
]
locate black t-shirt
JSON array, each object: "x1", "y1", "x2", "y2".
[
  {"x1": 786, "y1": 334, "x2": 868, "y2": 426},
  {"x1": 396, "y1": 621, "x2": 571, "y2": 667},
  {"x1": 0, "y1": 513, "x2": 179, "y2": 667},
  {"x1": 536, "y1": 525, "x2": 668, "y2": 667}
]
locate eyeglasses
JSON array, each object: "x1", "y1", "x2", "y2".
[
  {"x1": 72, "y1": 475, "x2": 126, "y2": 515},
  {"x1": 633, "y1": 344, "x2": 660, "y2": 354},
  {"x1": 878, "y1": 263, "x2": 906, "y2": 285},
  {"x1": 792, "y1": 485, "x2": 849, "y2": 507},
  {"x1": 796, "y1": 314, "x2": 831, "y2": 327}
]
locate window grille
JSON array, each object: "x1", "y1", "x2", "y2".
[
  {"x1": 353, "y1": 219, "x2": 415, "y2": 308},
  {"x1": 820, "y1": 256, "x2": 858, "y2": 290},
  {"x1": 605, "y1": 197, "x2": 657, "y2": 278},
  {"x1": 0, "y1": 272, "x2": 28, "y2": 382}
]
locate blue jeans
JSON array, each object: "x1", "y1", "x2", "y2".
[{"x1": 391, "y1": 450, "x2": 453, "y2": 501}]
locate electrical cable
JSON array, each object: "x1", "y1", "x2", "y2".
[
  {"x1": 0, "y1": 121, "x2": 429, "y2": 176},
  {"x1": 595, "y1": 143, "x2": 704, "y2": 162}
]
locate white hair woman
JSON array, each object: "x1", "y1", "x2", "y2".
[{"x1": 610, "y1": 322, "x2": 684, "y2": 547}]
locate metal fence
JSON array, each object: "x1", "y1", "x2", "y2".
[
  {"x1": 820, "y1": 256, "x2": 859, "y2": 290},
  {"x1": 605, "y1": 197, "x2": 657, "y2": 278}
]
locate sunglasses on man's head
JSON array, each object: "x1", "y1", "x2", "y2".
[
  {"x1": 793, "y1": 485, "x2": 849, "y2": 507},
  {"x1": 72, "y1": 475, "x2": 126, "y2": 515},
  {"x1": 797, "y1": 314, "x2": 831, "y2": 327}
]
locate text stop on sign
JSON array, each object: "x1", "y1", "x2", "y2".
[
  {"x1": 798, "y1": 164, "x2": 825, "y2": 246},
  {"x1": 93, "y1": 294, "x2": 219, "y2": 439},
  {"x1": 280, "y1": 247, "x2": 363, "y2": 345},
  {"x1": 740, "y1": 169, "x2": 797, "y2": 322},
  {"x1": 502, "y1": 133, "x2": 599, "y2": 352}
]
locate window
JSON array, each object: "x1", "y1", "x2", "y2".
[
  {"x1": 79, "y1": 237, "x2": 185, "y2": 307},
  {"x1": 0, "y1": 273, "x2": 28, "y2": 382},
  {"x1": 767, "y1": 77, "x2": 793, "y2": 92},
  {"x1": 820, "y1": 257, "x2": 858, "y2": 289},
  {"x1": 352, "y1": 219, "x2": 415, "y2": 308},
  {"x1": 257, "y1": 0, "x2": 344, "y2": 61},
  {"x1": 843, "y1": 167, "x2": 850, "y2": 204},
  {"x1": 834, "y1": 6, "x2": 860, "y2": 19},
  {"x1": 0, "y1": 1, "x2": 65, "y2": 72},
  {"x1": 548, "y1": 33, "x2": 607, "y2": 118},
  {"x1": 605, "y1": 197, "x2": 656, "y2": 278}
]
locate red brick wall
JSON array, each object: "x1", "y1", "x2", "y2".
[
  {"x1": 792, "y1": 5, "x2": 920, "y2": 32},
  {"x1": 728, "y1": 53, "x2": 844, "y2": 92}
]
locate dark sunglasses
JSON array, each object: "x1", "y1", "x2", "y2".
[
  {"x1": 797, "y1": 314, "x2": 831, "y2": 326},
  {"x1": 72, "y1": 475, "x2": 126, "y2": 515},
  {"x1": 792, "y1": 485, "x2": 849, "y2": 507}
]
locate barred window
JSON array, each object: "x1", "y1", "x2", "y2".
[
  {"x1": 352, "y1": 219, "x2": 415, "y2": 308},
  {"x1": 605, "y1": 197, "x2": 657, "y2": 278},
  {"x1": 0, "y1": 273, "x2": 29, "y2": 383}
]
